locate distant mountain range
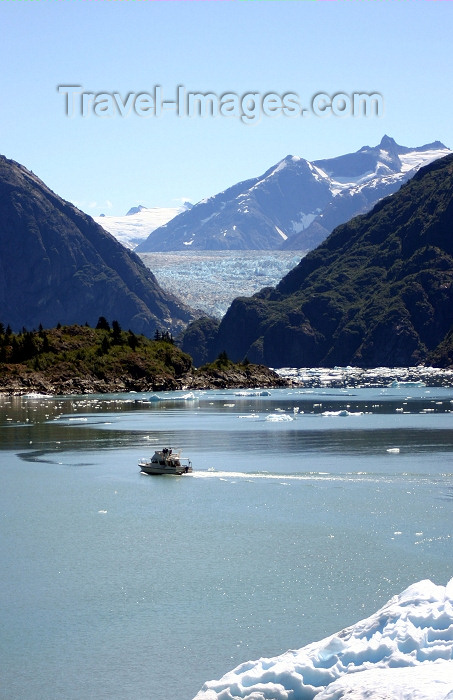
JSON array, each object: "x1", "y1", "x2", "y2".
[
  {"x1": 94, "y1": 202, "x2": 192, "y2": 249},
  {"x1": 0, "y1": 155, "x2": 194, "y2": 334},
  {"x1": 181, "y1": 153, "x2": 453, "y2": 368},
  {"x1": 136, "y1": 136, "x2": 450, "y2": 252}
]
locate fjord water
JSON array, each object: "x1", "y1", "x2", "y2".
[{"x1": 1, "y1": 385, "x2": 452, "y2": 700}]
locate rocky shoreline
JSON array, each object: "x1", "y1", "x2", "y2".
[{"x1": 0, "y1": 363, "x2": 289, "y2": 397}]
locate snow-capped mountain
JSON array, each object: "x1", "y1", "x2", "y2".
[
  {"x1": 135, "y1": 137, "x2": 450, "y2": 252},
  {"x1": 94, "y1": 202, "x2": 192, "y2": 249}
]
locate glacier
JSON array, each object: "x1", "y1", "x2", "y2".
[
  {"x1": 193, "y1": 578, "x2": 453, "y2": 700},
  {"x1": 94, "y1": 203, "x2": 190, "y2": 249},
  {"x1": 139, "y1": 251, "x2": 303, "y2": 318}
]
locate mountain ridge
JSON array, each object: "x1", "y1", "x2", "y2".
[{"x1": 136, "y1": 136, "x2": 450, "y2": 252}]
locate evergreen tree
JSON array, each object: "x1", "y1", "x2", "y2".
[
  {"x1": 11, "y1": 337, "x2": 19, "y2": 362},
  {"x1": 22, "y1": 331, "x2": 36, "y2": 360},
  {"x1": 128, "y1": 331, "x2": 139, "y2": 351},
  {"x1": 100, "y1": 335, "x2": 110, "y2": 354},
  {"x1": 112, "y1": 320, "x2": 122, "y2": 344},
  {"x1": 217, "y1": 350, "x2": 229, "y2": 367},
  {"x1": 96, "y1": 316, "x2": 110, "y2": 331}
]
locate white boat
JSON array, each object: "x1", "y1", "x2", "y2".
[{"x1": 139, "y1": 448, "x2": 193, "y2": 475}]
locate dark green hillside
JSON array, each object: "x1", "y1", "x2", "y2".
[
  {"x1": 0, "y1": 323, "x2": 192, "y2": 394},
  {"x1": 428, "y1": 325, "x2": 453, "y2": 368},
  {"x1": 181, "y1": 154, "x2": 453, "y2": 368}
]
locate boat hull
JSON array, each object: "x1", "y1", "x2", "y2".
[{"x1": 139, "y1": 463, "x2": 193, "y2": 476}]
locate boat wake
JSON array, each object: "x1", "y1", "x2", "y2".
[
  {"x1": 192, "y1": 469, "x2": 452, "y2": 484},
  {"x1": 193, "y1": 470, "x2": 387, "y2": 483}
]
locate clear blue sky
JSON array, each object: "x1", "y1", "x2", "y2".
[{"x1": 1, "y1": 1, "x2": 452, "y2": 216}]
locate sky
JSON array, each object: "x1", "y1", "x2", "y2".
[{"x1": 1, "y1": 1, "x2": 453, "y2": 217}]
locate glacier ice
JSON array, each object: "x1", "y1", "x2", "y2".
[
  {"x1": 139, "y1": 251, "x2": 302, "y2": 318},
  {"x1": 193, "y1": 578, "x2": 453, "y2": 700}
]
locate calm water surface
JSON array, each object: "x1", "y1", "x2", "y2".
[{"x1": 1, "y1": 386, "x2": 452, "y2": 700}]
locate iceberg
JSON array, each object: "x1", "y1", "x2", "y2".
[
  {"x1": 193, "y1": 578, "x2": 453, "y2": 700},
  {"x1": 265, "y1": 413, "x2": 294, "y2": 422}
]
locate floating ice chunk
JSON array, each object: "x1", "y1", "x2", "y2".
[
  {"x1": 193, "y1": 578, "x2": 453, "y2": 700},
  {"x1": 322, "y1": 410, "x2": 363, "y2": 417},
  {"x1": 234, "y1": 390, "x2": 271, "y2": 397},
  {"x1": 265, "y1": 414, "x2": 294, "y2": 422}
]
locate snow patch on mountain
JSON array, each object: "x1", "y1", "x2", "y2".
[
  {"x1": 291, "y1": 211, "x2": 319, "y2": 233},
  {"x1": 275, "y1": 225, "x2": 287, "y2": 240},
  {"x1": 399, "y1": 146, "x2": 450, "y2": 173},
  {"x1": 193, "y1": 578, "x2": 453, "y2": 700}
]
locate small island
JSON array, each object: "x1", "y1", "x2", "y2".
[{"x1": 0, "y1": 320, "x2": 288, "y2": 396}]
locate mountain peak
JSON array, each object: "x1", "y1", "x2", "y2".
[
  {"x1": 380, "y1": 135, "x2": 398, "y2": 149},
  {"x1": 126, "y1": 205, "x2": 148, "y2": 216}
]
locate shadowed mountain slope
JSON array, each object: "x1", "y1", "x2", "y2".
[{"x1": 0, "y1": 155, "x2": 194, "y2": 334}]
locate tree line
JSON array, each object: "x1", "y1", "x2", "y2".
[{"x1": 0, "y1": 318, "x2": 175, "y2": 364}]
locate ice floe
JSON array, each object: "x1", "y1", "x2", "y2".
[
  {"x1": 276, "y1": 366, "x2": 453, "y2": 389},
  {"x1": 265, "y1": 413, "x2": 294, "y2": 422},
  {"x1": 321, "y1": 410, "x2": 363, "y2": 417},
  {"x1": 193, "y1": 578, "x2": 453, "y2": 700}
]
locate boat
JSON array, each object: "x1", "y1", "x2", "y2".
[{"x1": 139, "y1": 448, "x2": 193, "y2": 475}]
